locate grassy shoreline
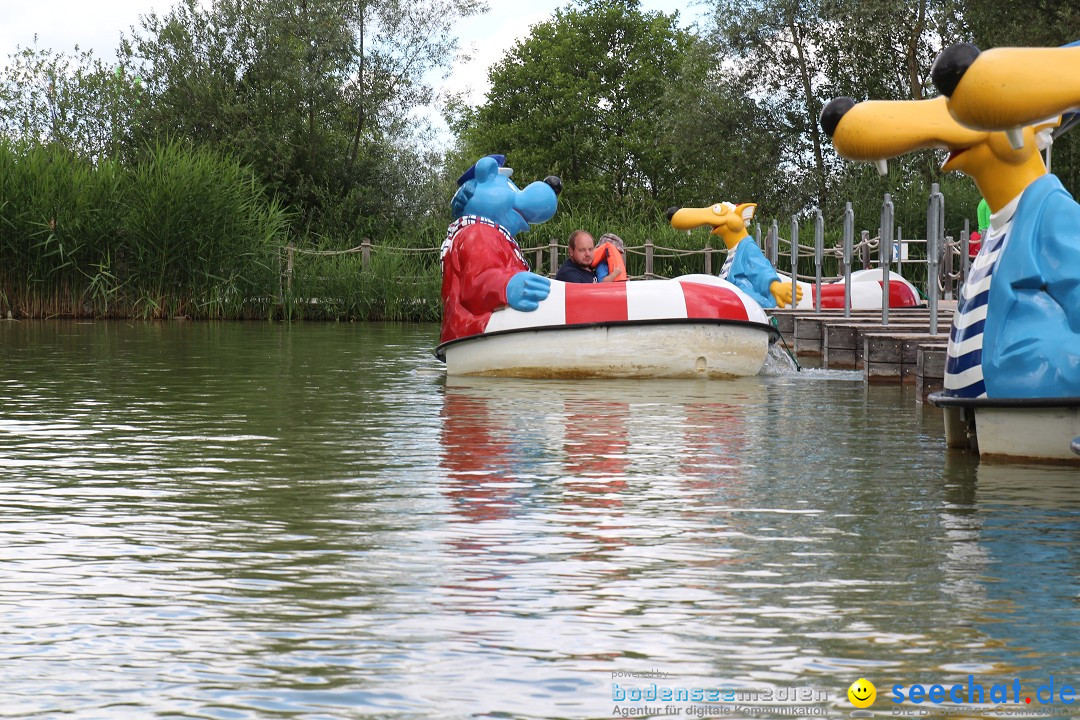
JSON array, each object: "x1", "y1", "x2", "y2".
[{"x1": 2, "y1": 143, "x2": 956, "y2": 321}]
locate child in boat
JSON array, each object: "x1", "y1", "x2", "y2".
[{"x1": 592, "y1": 233, "x2": 628, "y2": 282}]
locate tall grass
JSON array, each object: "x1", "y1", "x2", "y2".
[
  {"x1": 122, "y1": 143, "x2": 288, "y2": 318},
  {"x1": 0, "y1": 139, "x2": 289, "y2": 318},
  {"x1": 0, "y1": 147, "x2": 966, "y2": 321},
  {"x1": 282, "y1": 217, "x2": 445, "y2": 322},
  {"x1": 284, "y1": 249, "x2": 441, "y2": 322}
]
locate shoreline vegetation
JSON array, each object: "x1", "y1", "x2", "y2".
[
  {"x1": 0, "y1": 140, "x2": 948, "y2": 323},
  {"x1": 1, "y1": 2, "x2": 1074, "y2": 322},
  {"x1": 0, "y1": 136, "x2": 943, "y2": 322},
  {"x1": 0, "y1": 137, "x2": 749, "y2": 322}
]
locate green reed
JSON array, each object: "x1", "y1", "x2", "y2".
[
  {"x1": 0, "y1": 139, "x2": 289, "y2": 318},
  {"x1": 0, "y1": 154, "x2": 961, "y2": 322},
  {"x1": 122, "y1": 142, "x2": 288, "y2": 318},
  {"x1": 282, "y1": 224, "x2": 443, "y2": 322}
]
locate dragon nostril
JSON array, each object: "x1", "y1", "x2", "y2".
[
  {"x1": 665, "y1": 206, "x2": 679, "y2": 222},
  {"x1": 543, "y1": 176, "x2": 562, "y2": 196},
  {"x1": 820, "y1": 97, "x2": 856, "y2": 138},
  {"x1": 931, "y1": 42, "x2": 981, "y2": 97}
]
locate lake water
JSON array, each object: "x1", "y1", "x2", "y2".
[{"x1": 1, "y1": 321, "x2": 1078, "y2": 720}]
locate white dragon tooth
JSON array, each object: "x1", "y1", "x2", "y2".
[
  {"x1": 1005, "y1": 127, "x2": 1025, "y2": 150},
  {"x1": 875, "y1": 159, "x2": 888, "y2": 176}
]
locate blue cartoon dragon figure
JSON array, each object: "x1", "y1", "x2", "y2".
[{"x1": 439, "y1": 155, "x2": 561, "y2": 343}]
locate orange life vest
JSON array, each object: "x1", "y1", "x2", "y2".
[{"x1": 590, "y1": 241, "x2": 627, "y2": 281}]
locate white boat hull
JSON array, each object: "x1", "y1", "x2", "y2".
[
  {"x1": 440, "y1": 320, "x2": 773, "y2": 379},
  {"x1": 936, "y1": 396, "x2": 1080, "y2": 465},
  {"x1": 975, "y1": 407, "x2": 1080, "y2": 464}
]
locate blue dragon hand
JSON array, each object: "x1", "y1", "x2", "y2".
[{"x1": 505, "y1": 272, "x2": 551, "y2": 312}]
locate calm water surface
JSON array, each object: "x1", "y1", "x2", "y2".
[{"x1": 1, "y1": 321, "x2": 1078, "y2": 720}]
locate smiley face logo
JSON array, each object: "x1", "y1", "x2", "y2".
[{"x1": 848, "y1": 678, "x2": 876, "y2": 708}]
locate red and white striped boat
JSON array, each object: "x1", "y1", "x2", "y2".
[
  {"x1": 782, "y1": 268, "x2": 921, "y2": 310},
  {"x1": 434, "y1": 274, "x2": 780, "y2": 378}
]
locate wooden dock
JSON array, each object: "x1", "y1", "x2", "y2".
[{"x1": 769, "y1": 304, "x2": 956, "y2": 401}]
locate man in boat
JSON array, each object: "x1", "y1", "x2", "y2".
[
  {"x1": 555, "y1": 230, "x2": 624, "y2": 283},
  {"x1": 555, "y1": 230, "x2": 599, "y2": 283}
]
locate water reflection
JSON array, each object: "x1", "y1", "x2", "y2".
[
  {"x1": 942, "y1": 459, "x2": 1080, "y2": 681},
  {"x1": 3, "y1": 322, "x2": 1080, "y2": 719}
]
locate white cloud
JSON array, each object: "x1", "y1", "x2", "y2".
[
  {"x1": 0, "y1": 0, "x2": 209, "y2": 62},
  {"x1": 442, "y1": 6, "x2": 555, "y2": 106},
  {"x1": 442, "y1": 0, "x2": 702, "y2": 107}
]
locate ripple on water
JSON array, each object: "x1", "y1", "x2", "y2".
[{"x1": 1, "y1": 322, "x2": 1078, "y2": 718}]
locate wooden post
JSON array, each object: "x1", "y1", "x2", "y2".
[
  {"x1": 535, "y1": 248, "x2": 543, "y2": 274},
  {"x1": 704, "y1": 245, "x2": 712, "y2": 275},
  {"x1": 361, "y1": 238, "x2": 371, "y2": 272},
  {"x1": 285, "y1": 241, "x2": 295, "y2": 295},
  {"x1": 645, "y1": 238, "x2": 654, "y2": 279},
  {"x1": 860, "y1": 230, "x2": 870, "y2": 269},
  {"x1": 549, "y1": 238, "x2": 558, "y2": 277}
]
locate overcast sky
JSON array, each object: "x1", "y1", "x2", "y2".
[{"x1": 0, "y1": 0, "x2": 706, "y2": 106}]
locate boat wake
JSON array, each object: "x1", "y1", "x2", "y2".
[{"x1": 760, "y1": 343, "x2": 863, "y2": 380}]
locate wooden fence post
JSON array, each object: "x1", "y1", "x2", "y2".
[
  {"x1": 534, "y1": 248, "x2": 543, "y2": 274},
  {"x1": 285, "y1": 242, "x2": 295, "y2": 295},
  {"x1": 644, "y1": 239, "x2": 654, "y2": 278},
  {"x1": 860, "y1": 230, "x2": 871, "y2": 269},
  {"x1": 361, "y1": 239, "x2": 371, "y2": 272},
  {"x1": 769, "y1": 220, "x2": 778, "y2": 265},
  {"x1": 549, "y1": 238, "x2": 559, "y2": 277},
  {"x1": 704, "y1": 245, "x2": 712, "y2": 275}
]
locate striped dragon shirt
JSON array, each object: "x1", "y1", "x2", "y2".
[
  {"x1": 719, "y1": 250, "x2": 735, "y2": 280},
  {"x1": 943, "y1": 198, "x2": 1018, "y2": 398}
]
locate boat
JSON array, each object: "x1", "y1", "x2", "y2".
[
  {"x1": 435, "y1": 274, "x2": 780, "y2": 378},
  {"x1": 781, "y1": 268, "x2": 920, "y2": 310},
  {"x1": 932, "y1": 394, "x2": 1080, "y2": 465},
  {"x1": 667, "y1": 202, "x2": 921, "y2": 311},
  {"x1": 438, "y1": 158, "x2": 780, "y2": 379},
  {"x1": 821, "y1": 41, "x2": 1080, "y2": 465}
]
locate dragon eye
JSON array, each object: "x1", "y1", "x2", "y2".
[{"x1": 712, "y1": 204, "x2": 724, "y2": 214}]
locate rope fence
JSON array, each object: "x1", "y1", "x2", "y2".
[{"x1": 281, "y1": 188, "x2": 973, "y2": 303}]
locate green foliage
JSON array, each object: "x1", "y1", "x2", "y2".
[
  {"x1": 0, "y1": 43, "x2": 142, "y2": 160},
  {"x1": 963, "y1": 0, "x2": 1079, "y2": 48},
  {"x1": 284, "y1": 250, "x2": 441, "y2": 322},
  {"x1": 0, "y1": 139, "x2": 289, "y2": 318},
  {"x1": 122, "y1": 0, "x2": 483, "y2": 238},
  {"x1": 704, "y1": 0, "x2": 967, "y2": 212},
  {"x1": 282, "y1": 217, "x2": 447, "y2": 321},
  {"x1": 121, "y1": 142, "x2": 289, "y2": 317},
  {"x1": 0, "y1": 0, "x2": 1076, "y2": 320},
  {"x1": 458, "y1": 0, "x2": 714, "y2": 212}
]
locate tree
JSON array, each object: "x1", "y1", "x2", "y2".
[
  {"x1": 960, "y1": 0, "x2": 1079, "y2": 194},
  {"x1": 962, "y1": 0, "x2": 1078, "y2": 48},
  {"x1": 704, "y1": 0, "x2": 967, "y2": 215},
  {"x1": 653, "y1": 37, "x2": 788, "y2": 210},
  {"x1": 0, "y1": 42, "x2": 142, "y2": 160},
  {"x1": 122, "y1": 0, "x2": 484, "y2": 240},
  {"x1": 456, "y1": 0, "x2": 698, "y2": 211}
]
